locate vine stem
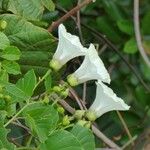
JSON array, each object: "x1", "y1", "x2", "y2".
[
  {"x1": 4, "y1": 70, "x2": 51, "y2": 127},
  {"x1": 48, "y1": 0, "x2": 93, "y2": 32},
  {"x1": 33, "y1": 69, "x2": 51, "y2": 91},
  {"x1": 116, "y1": 111, "x2": 134, "y2": 146},
  {"x1": 4, "y1": 103, "x2": 32, "y2": 127},
  {"x1": 133, "y1": 0, "x2": 150, "y2": 68}
]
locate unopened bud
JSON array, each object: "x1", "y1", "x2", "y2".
[
  {"x1": 60, "y1": 89, "x2": 69, "y2": 98},
  {"x1": 62, "y1": 115, "x2": 70, "y2": 126},
  {"x1": 49, "y1": 59, "x2": 61, "y2": 71},
  {"x1": 86, "y1": 111, "x2": 96, "y2": 122},
  {"x1": 57, "y1": 106, "x2": 65, "y2": 114},
  {"x1": 67, "y1": 74, "x2": 78, "y2": 86},
  {"x1": 74, "y1": 110, "x2": 85, "y2": 120},
  {"x1": 53, "y1": 86, "x2": 62, "y2": 93},
  {"x1": 77, "y1": 120, "x2": 87, "y2": 127},
  {"x1": 84, "y1": 121, "x2": 91, "y2": 129},
  {"x1": 0, "y1": 20, "x2": 7, "y2": 30},
  {"x1": 4, "y1": 95, "x2": 11, "y2": 103},
  {"x1": 43, "y1": 95, "x2": 49, "y2": 104}
]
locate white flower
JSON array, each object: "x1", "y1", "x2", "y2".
[
  {"x1": 88, "y1": 80, "x2": 130, "y2": 119},
  {"x1": 67, "y1": 44, "x2": 110, "y2": 86},
  {"x1": 49, "y1": 24, "x2": 87, "y2": 71}
]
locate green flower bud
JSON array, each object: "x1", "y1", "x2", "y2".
[
  {"x1": 57, "y1": 106, "x2": 65, "y2": 114},
  {"x1": 84, "y1": 121, "x2": 91, "y2": 129},
  {"x1": 67, "y1": 74, "x2": 78, "y2": 86},
  {"x1": 0, "y1": 20, "x2": 7, "y2": 30},
  {"x1": 60, "y1": 89, "x2": 69, "y2": 98},
  {"x1": 85, "y1": 111, "x2": 96, "y2": 122},
  {"x1": 43, "y1": 95, "x2": 49, "y2": 104},
  {"x1": 53, "y1": 86, "x2": 62, "y2": 93},
  {"x1": 62, "y1": 115, "x2": 70, "y2": 126},
  {"x1": 4, "y1": 95, "x2": 11, "y2": 103},
  {"x1": 49, "y1": 59, "x2": 61, "y2": 71},
  {"x1": 74, "y1": 110, "x2": 85, "y2": 120},
  {"x1": 77, "y1": 120, "x2": 87, "y2": 127}
]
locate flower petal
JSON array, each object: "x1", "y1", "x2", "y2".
[
  {"x1": 73, "y1": 44, "x2": 111, "y2": 84},
  {"x1": 89, "y1": 80, "x2": 130, "y2": 118},
  {"x1": 53, "y1": 24, "x2": 86, "y2": 67}
]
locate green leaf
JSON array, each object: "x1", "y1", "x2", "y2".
[
  {"x1": 117, "y1": 20, "x2": 134, "y2": 35},
  {"x1": 5, "y1": 84, "x2": 30, "y2": 103},
  {"x1": 23, "y1": 103, "x2": 59, "y2": 142},
  {"x1": 140, "y1": 60, "x2": 150, "y2": 81},
  {"x1": 7, "y1": 0, "x2": 55, "y2": 20},
  {"x1": 40, "y1": 130, "x2": 83, "y2": 150},
  {"x1": 2, "y1": 60, "x2": 21, "y2": 75},
  {"x1": 1, "y1": 46, "x2": 21, "y2": 61},
  {"x1": 102, "y1": 0, "x2": 124, "y2": 21},
  {"x1": 0, "y1": 127, "x2": 15, "y2": 150},
  {"x1": 44, "y1": 74, "x2": 52, "y2": 91},
  {"x1": 0, "y1": 14, "x2": 56, "y2": 52},
  {"x1": 71, "y1": 125, "x2": 95, "y2": 150},
  {"x1": 0, "y1": 0, "x2": 9, "y2": 10},
  {"x1": 40, "y1": 125, "x2": 95, "y2": 150},
  {"x1": 135, "y1": 85, "x2": 150, "y2": 106},
  {"x1": 123, "y1": 38, "x2": 138, "y2": 54},
  {"x1": 143, "y1": 38, "x2": 150, "y2": 55},
  {"x1": 0, "y1": 111, "x2": 7, "y2": 126},
  {"x1": 5, "y1": 103, "x2": 16, "y2": 117},
  {"x1": 19, "y1": 51, "x2": 53, "y2": 68},
  {"x1": 16, "y1": 70, "x2": 37, "y2": 97},
  {"x1": 0, "y1": 100, "x2": 6, "y2": 110},
  {"x1": 42, "y1": 0, "x2": 55, "y2": 11},
  {"x1": 0, "y1": 70, "x2": 8, "y2": 83},
  {"x1": 96, "y1": 17, "x2": 121, "y2": 43},
  {"x1": 142, "y1": 11, "x2": 150, "y2": 35},
  {"x1": 0, "y1": 31, "x2": 10, "y2": 50}
]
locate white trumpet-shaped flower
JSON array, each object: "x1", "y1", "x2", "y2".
[
  {"x1": 88, "y1": 81, "x2": 130, "y2": 119},
  {"x1": 67, "y1": 44, "x2": 110, "y2": 86},
  {"x1": 49, "y1": 24, "x2": 87, "y2": 71}
]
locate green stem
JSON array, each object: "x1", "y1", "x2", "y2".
[
  {"x1": 4, "y1": 102, "x2": 34, "y2": 127},
  {"x1": 26, "y1": 135, "x2": 33, "y2": 147},
  {"x1": 4, "y1": 70, "x2": 51, "y2": 127},
  {"x1": 52, "y1": 97, "x2": 60, "y2": 106},
  {"x1": 62, "y1": 124, "x2": 74, "y2": 130},
  {"x1": 33, "y1": 69, "x2": 51, "y2": 91}
]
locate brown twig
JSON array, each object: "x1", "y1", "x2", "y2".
[
  {"x1": 69, "y1": 87, "x2": 85, "y2": 110},
  {"x1": 133, "y1": 0, "x2": 150, "y2": 68},
  {"x1": 48, "y1": 0, "x2": 93, "y2": 32}
]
